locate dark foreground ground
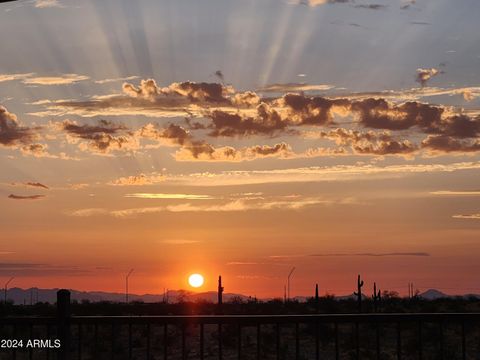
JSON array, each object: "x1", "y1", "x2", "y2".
[{"x1": 1, "y1": 295, "x2": 480, "y2": 359}]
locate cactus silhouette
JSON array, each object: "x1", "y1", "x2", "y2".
[
  {"x1": 353, "y1": 274, "x2": 364, "y2": 313},
  {"x1": 315, "y1": 284, "x2": 319, "y2": 312},
  {"x1": 218, "y1": 276, "x2": 224, "y2": 305},
  {"x1": 372, "y1": 282, "x2": 381, "y2": 312}
]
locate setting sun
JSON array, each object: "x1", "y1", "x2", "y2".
[{"x1": 188, "y1": 274, "x2": 204, "y2": 288}]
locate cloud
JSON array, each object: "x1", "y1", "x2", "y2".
[
  {"x1": 23, "y1": 74, "x2": 89, "y2": 85},
  {"x1": 68, "y1": 208, "x2": 108, "y2": 217},
  {"x1": 421, "y1": 135, "x2": 480, "y2": 154},
  {"x1": 299, "y1": 0, "x2": 350, "y2": 6},
  {"x1": 174, "y1": 142, "x2": 295, "y2": 162},
  {"x1": 58, "y1": 119, "x2": 138, "y2": 154},
  {"x1": 354, "y1": 4, "x2": 387, "y2": 10},
  {"x1": 416, "y1": 68, "x2": 440, "y2": 87},
  {"x1": 207, "y1": 104, "x2": 287, "y2": 137},
  {"x1": 94, "y1": 76, "x2": 139, "y2": 84},
  {"x1": 10, "y1": 182, "x2": 49, "y2": 190},
  {"x1": 430, "y1": 190, "x2": 480, "y2": 196},
  {"x1": 0, "y1": 73, "x2": 34, "y2": 83},
  {"x1": 108, "y1": 173, "x2": 165, "y2": 186},
  {"x1": 69, "y1": 197, "x2": 332, "y2": 218},
  {"x1": 257, "y1": 83, "x2": 334, "y2": 93},
  {"x1": 34, "y1": 0, "x2": 63, "y2": 8},
  {"x1": 30, "y1": 80, "x2": 480, "y2": 158},
  {"x1": 125, "y1": 193, "x2": 215, "y2": 200},
  {"x1": 0, "y1": 106, "x2": 38, "y2": 147},
  {"x1": 452, "y1": 214, "x2": 480, "y2": 220},
  {"x1": 0, "y1": 106, "x2": 52, "y2": 157},
  {"x1": 8, "y1": 194, "x2": 45, "y2": 200},
  {"x1": 163, "y1": 161, "x2": 480, "y2": 187}
]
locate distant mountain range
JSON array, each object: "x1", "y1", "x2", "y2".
[
  {"x1": 5, "y1": 287, "x2": 479, "y2": 305},
  {"x1": 6, "y1": 287, "x2": 252, "y2": 305}
]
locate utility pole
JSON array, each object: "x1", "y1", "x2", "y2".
[
  {"x1": 287, "y1": 267, "x2": 296, "y2": 301},
  {"x1": 4, "y1": 277, "x2": 14, "y2": 304},
  {"x1": 126, "y1": 269, "x2": 134, "y2": 303}
]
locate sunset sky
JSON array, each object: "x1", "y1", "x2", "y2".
[{"x1": 1, "y1": 0, "x2": 479, "y2": 298}]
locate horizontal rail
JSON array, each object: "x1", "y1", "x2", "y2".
[{"x1": 1, "y1": 313, "x2": 480, "y2": 325}]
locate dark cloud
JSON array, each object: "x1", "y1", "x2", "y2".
[
  {"x1": 416, "y1": 68, "x2": 440, "y2": 87},
  {"x1": 421, "y1": 135, "x2": 480, "y2": 153},
  {"x1": 0, "y1": 106, "x2": 38, "y2": 147},
  {"x1": 11, "y1": 182, "x2": 49, "y2": 190},
  {"x1": 8, "y1": 194, "x2": 46, "y2": 200},
  {"x1": 281, "y1": 93, "x2": 348, "y2": 126},
  {"x1": 59, "y1": 119, "x2": 137, "y2": 153},
  {"x1": 354, "y1": 4, "x2": 387, "y2": 10},
  {"x1": 207, "y1": 103, "x2": 288, "y2": 137}
]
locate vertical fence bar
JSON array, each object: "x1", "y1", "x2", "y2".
[
  {"x1": 164, "y1": 323, "x2": 168, "y2": 360},
  {"x1": 111, "y1": 322, "x2": 115, "y2": 360},
  {"x1": 335, "y1": 322, "x2": 339, "y2": 360},
  {"x1": 182, "y1": 324, "x2": 186, "y2": 360},
  {"x1": 397, "y1": 322, "x2": 401, "y2": 360},
  {"x1": 315, "y1": 321, "x2": 320, "y2": 360},
  {"x1": 355, "y1": 322, "x2": 360, "y2": 360},
  {"x1": 218, "y1": 323, "x2": 222, "y2": 360},
  {"x1": 462, "y1": 321, "x2": 466, "y2": 360},
  {"x1": 57, "y1": 289, "x2": 71, "y2": 360},
  {"x1": 295, "y1": 323, "x2": 300, "y2": 360},
  {"x1": 418, "y1": 321, "x2": 422, "y2": 360},
  {"x1": 94, "y1": 323, "x2": 98, "y2": 358},
  {"x1": 376, "y1": 321, "x2": 380, "y2": 360},
  {"x1": 129, "y1": 321, "x2": 133, "y2": 360},
  {"x1": 257, "y1": 323, "x2": 261, "y2": 360},
  {"x1": 78, "y1": 323, "x2": 82, "y2": 360},
  {"x1": 146, "y1": 323, "x2": 151, "y2": 360},
  {"x1": 238, "y1": 324, "x2": 242, "y2": 360},
  {"x1": 200, "y1": 323, "x2": 204, "y2": 360},
  {"x1": 439, "y1": 321, "x2": 444, "y2": 360},
  {"x1": 276, "y1": 323, "x2": 280, "y2": 360}
]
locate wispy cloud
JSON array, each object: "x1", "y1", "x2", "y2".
[
  {"x1": 431, "y1": 190, "x2": 480, "y2": 196},
  {"x1": 94, "y1": 76, "x2": 139, "y2": 84},
  {"x1": 163, "y1": 161, "x2": 480, "y2": 187},
  {"x1": 8, "y1": 194, "x2": 45, "y2": 200},
  {"x1": 34, "y1": 0, "x2": 63, "y2": 9},
  {"x1": 452, "y1": 214, "x2": 480, "y2": 220},
  {"x1": 23, "y1": 74, "x2": 89, "y2": 85},
  {"x1": 257, "y1": 83, "x2": 334, "y2": 93},
  {"x1": 125, "y1": 193, "x2": 215, "y2": 200},
  {"x1": 68, "y1": 197, "x2": 336, "y2": 218},
  {"x1": 0, "y1": 73, "x2": 34, "y2": 83},
  {"x1": 10, "y1": 182, "x2": 49, "y2": 190}
]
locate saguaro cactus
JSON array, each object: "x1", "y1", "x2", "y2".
[
  {"x1": 372, "y1": 282, "x2": 381, "y2": 312},
  {"x1": 315, "y1": 284, "x2": 319, "y2": 312},
  {"x1": 353, "y1": 274, "x2": 364, "y2": 313},
  {"x1": 218, "y1": 276, "x2": 224, "y2": 305}
]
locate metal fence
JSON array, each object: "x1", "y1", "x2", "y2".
[{"x1": 1, "y1": 290, "x2": 480, "y2": 359}]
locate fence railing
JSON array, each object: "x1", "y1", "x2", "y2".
[{"x1": 1, "y1": 290, "x2": 480, "y2": 359}]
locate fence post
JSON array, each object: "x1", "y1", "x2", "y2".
[{"x1": 57, "y1": 289, "x2": 71, "y2": 360}]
